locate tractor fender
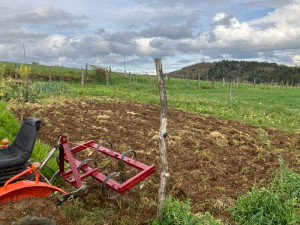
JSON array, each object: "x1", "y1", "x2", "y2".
[{"x1": 0, "y1": 180, "x2": 66, "y2": 205}]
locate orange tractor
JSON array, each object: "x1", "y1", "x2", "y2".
[
  {"x1": 0, "y1": 117, "x2": 155, "y2": 223},
  {"x1": 0, "y1": 117, "x2": 66, "y2": 205}
]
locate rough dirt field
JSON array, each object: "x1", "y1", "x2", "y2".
[
  {"x1": 0, "y1": 198, "x2": 69, "y2": 224},
  {"x1": 8, "y1": 98, "x2": 300, "y2": 224}
]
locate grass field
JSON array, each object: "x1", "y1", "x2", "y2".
[
  {"x1": 2, "y1": 60, "x2": 299, "y2": 133},
  {"x1": 61, "y1": 74, "x2": 300, "y2": 133},
  {"x1": 2, "y1": 61, "x2": 84, "y2": 78}
]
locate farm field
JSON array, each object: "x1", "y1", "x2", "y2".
[
  {"x1": 6, "y1": 97, "x2": 300, "y2": 224},
  {"x1": 1, "y1": 62, "x2": 300, "y2": 224}
]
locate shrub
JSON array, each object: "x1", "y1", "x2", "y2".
[
  {"x1": 152, "y1": 196, "x2": 222, "y2": 225},
  {"x1": 231, "y1": 160, "x2": 300, "y2": 225},
  {"x1": 0, "y1": 63, "x2": 14, "y2": 99},
  {"x1": 90, "y1": 65, "x2": 107, "y2": 82}
]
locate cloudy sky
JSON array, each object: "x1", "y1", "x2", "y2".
[{"x1": 0, "y1": 0, "x2": 299, "y2": 73}]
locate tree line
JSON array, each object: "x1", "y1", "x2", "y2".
[{"x1": 169, "y1": 60, "x2": 300, "y2": 85}]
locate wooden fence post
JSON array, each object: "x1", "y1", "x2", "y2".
[
  {"x1": 254, "y1": 79, "x2": 256, "y2": 86},
  {"x1": 237, "y1": 76, "x2": 239, "y2": 88},
  {"x1": 81, "y1": 68, "x2": 84, "y2": 85},
  {"x1": 154, "y1": 58, "x2": 168, "y2": 222},
  {"x1": 223, "y1": 77, "x2": 225, "y2": 88},
  {"x1": 109, "y1": 67, "x2": 111, "y2": 84},
  {"x1": 129, "y1": 72, "x2": 131, "y2": 84},
  {"x1": 184, "y1": 74, "x2": 187, "y2": 86},
  {"x1": 136, "y1": 73, "x2": 138, "y2": 87},
  {"x1": 85, "y1": 63, "x2": 88, "y2": 82},
  {"x1": 271, "y1": 79, "x2": 273, "y2": 89},
  {"x1": 198, "y1": 74, "x2": 201, "y2": 89},
  {"x1": 49, "y1": 66, "x2": 52, "y2": 82},
  {"x1": 106, "y1": 69, "x2": 109, "y2": 86},
  {"x1": 228, "y1": 79, "x2": 232, "y2": 101},
  {"x1": 20, "y1": 71, "x2": 30, "y2": 123},
  {"x1": 14, "y1": 64, "x2": 18, "y2": 79},
  {"x1": 211, "y1": 77, "x2": 215, "y2": 89}
]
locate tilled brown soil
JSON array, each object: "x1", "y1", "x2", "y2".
[
  {"x1": 0, "y1": 198, "x2": 69, "y2": 225},
  {"x1": 9, "y1": 98, "x2": 300, "y2": 224}
]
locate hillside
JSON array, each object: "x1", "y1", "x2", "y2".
[{"x1": 169, "y1": 60, "x2": 300, "y2": 85}]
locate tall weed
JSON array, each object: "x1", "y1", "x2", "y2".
[
  {"x1": 231, "y1": 159, "x2": 300, "y2": 224},
  {"x1": 152, "y1": 196, "x2": 222, "y2": 225}
]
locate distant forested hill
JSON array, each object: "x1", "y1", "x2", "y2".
[{"x1": 168, "y1": 60, "x2": 300, "y2": 85}]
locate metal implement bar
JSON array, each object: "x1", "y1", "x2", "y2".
[{"x1": 57, "y1": 135, "x2": 156, "y2": 195}]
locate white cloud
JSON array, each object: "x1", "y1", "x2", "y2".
[{"x1": 293, "y1": 55, "x2": 300, "y2": 65}]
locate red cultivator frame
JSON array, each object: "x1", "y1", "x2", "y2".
[{"x1": 51, "y1": 134, "x2": 156, "y2": 199}]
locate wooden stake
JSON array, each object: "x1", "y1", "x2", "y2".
[
  {"x1": 20, "y1": 72, "x2": 30, "y2": 123},
  {"x1": 106, "y1": 69, "x2": 109, "y2": 86},
  {"x1": 129, "y1": 72, "x2": 131, "y2": 84},
  {"x1": 136, "y1": 73, "x2": 138, "y2": 88},
  {"x1": 15, "y1": 64, "x2": 18, "y2": 79},
  {"x1": 85, "y1": 63, "x2": 88, "y2": 82},
  {"x1": 155, "y1": 58, "x2": 168, "y2": 222},
  {"x1": 109, "y1": 67, "x2": 111, "y2": 85},
  {"x1": 81, "y1": 68, "x2": 84, "y2": 85},
  {"x1": 228, "y1": 79, "x2": 232, "y2": 101},
  {"x1": 49, "y1": 66, "x2": 52, "y2": 82}
]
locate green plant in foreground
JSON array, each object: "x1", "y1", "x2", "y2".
[
  {"x1": 152, "y1": 196, "x2": 222, "y2": 225},
  {"x1": 231, "y1": 160, "x2": 300, "y2": 225}
]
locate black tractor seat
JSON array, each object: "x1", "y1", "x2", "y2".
[{"x1": 0, "y1": 117, "x2": 41, "y2": 170}]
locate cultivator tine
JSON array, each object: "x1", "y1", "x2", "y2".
[
  {"x1": 55, "y1": 184, "x2": 87, "y2": 204},
  {"x1": 56, "y1": 151, "x2": 76, "y2": 169},
  {"x1": 119, "y1": 150, "x2": 137, "y2": 173},
  {"x1": 50, "y1": 170, "x2": 60, "y2": 185},
  {"x1": 77, "y1": 159, "x2": 97, "y2": 172},
  {"x1": 139, "y1": 179, "x2": 146, "y2": 189},
  {"x1": 97, "y1": 140, "x2": 113, "y2": 150},
  {"x1": 101, "y1": 172, "x2": 124, "y2": 200},
  {"x1": 97, "y1": 140, "x2": 113, "y2": 161}
]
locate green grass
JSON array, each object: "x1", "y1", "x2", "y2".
[
  {"x1": 1, "y1": 61, "x2": 95, "y2": 79},
  {"x1": 231, "y1": 159, "x2": 300, "y2": 224},
  {"x1": 62, "y1": 74, "x2": 300, "y2": 133},
  {"x1": 152, "y1": 196, "x2": 222, "y2": 225}
]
